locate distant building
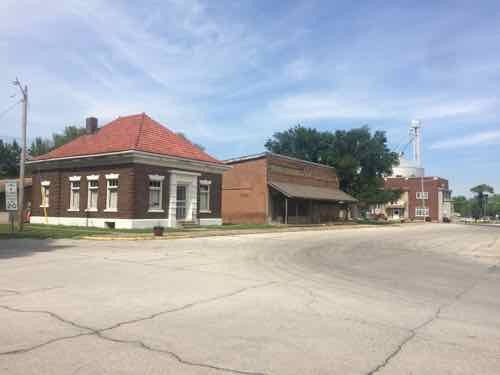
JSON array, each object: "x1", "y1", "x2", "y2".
[
  {"x1": 26, "y1": 114, "x2": 229, "y2": 229},
  {"x1": 371, "y1": 120, "x2": 453, "y2": 222},
  {"x1": 222, "y1": 152, "x2": 357, "y2": 224},
  {"x1": 373, "y1": 176, "x2": 452, "y2": 221}
]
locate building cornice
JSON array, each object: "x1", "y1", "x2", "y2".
[{"x1": 27, "y1": 150, "x2": 231, "y2": 174}]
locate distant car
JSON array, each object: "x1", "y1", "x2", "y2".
[{"x1": 443, "y1": 217, "x2": 451, "y2": 223}]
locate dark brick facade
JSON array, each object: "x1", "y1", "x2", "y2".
[{"x1": 30, "y1": 163, "x2": 222, "y2": 221}]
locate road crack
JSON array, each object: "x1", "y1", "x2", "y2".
[
  {"x1": 366, "y1": 272, "x2": 490, "y2": 375},
  {"x1": 0, "y1": 281, "x2": 276, "y2": 374},
  {"x1": 99, "y1": 280, "x2": 277, "y2": 332},
  {"x1": 96, "y1": 332, "x2": 267, "y2": 375}
]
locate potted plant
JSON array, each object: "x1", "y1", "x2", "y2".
[{"x1": 153, "y1": 225, "x2": 164, "y2": 236}]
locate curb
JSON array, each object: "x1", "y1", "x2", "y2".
[{"x1": 80, "y1": 223, "x2": 401, "y2": 241}]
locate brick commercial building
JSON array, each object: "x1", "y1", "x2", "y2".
[
  {"x1": 222, "y1": 153, "x2": 356, "y2": 224},
  {"x1": 373, "y1": 176, "x2": 452, "y2": 222},
  {"x1": 26, "y1": 114, "x2": 229, "y2": 229}
]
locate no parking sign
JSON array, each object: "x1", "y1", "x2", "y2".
[{"x1": 5, "y1": 180, "x2": 18, "y2": 211}]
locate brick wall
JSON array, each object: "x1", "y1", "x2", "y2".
[
  {"x1": 31, "y1": 162, "x2": 222, "y2": 220},
  {"x1": 267, "y1": 154, "x2": 339, "y2": 189},
  {"x1": 222, "y1": 157, "x2": 269, "y2": 224},
  {"x1": 385, "y1": 177, "x2": 449, "y2": 221}
]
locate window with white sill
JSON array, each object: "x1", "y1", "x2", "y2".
[
  {"x1": 148, "y1": 179, "x2": 163, "y2": 211},
  {"x1": 87, "y1": 180, "x2": 99, "y2": 210},
  {"x1": 69, "y1": 180, "x2": 80, "y2": 210},
  {"x1": 199, "y1": 182, "x2": 210, "y2": 212},
  {"x1": 106, "y1": 178, "x2": 119, "y2": 210}
]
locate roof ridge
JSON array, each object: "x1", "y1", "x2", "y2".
[{"x1": 135, "y1": 112, "x2": 146, "y2": 149}]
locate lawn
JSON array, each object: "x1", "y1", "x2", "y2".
[{"x1": 0, "y1": 223, "x2": 281, "y2": 239}]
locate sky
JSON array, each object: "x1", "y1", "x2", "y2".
[{"x1": 1, "y1": 0, "x2": 499, "y2": 197}]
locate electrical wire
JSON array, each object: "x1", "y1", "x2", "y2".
[{"x1": 0, "y1": 99, "x2": 21, "y2": 121}]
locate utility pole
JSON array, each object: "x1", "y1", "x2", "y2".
[
  {"x1": 411, "y1": 120, "x2": 426, "y2": 222},
  {"x1": 13, "y1": 78, "x2": 28, "y2": 231}
]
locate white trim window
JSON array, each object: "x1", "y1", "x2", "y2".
[
  {"x1": 148, "y1": 175, "x2": 164, "y2": 212},
  {"x1": 199, "y1": 180, "x2": 211, "y2": 213},
  {"x1": 416, "y1": 191, "x2": 428, "y2": 199},
  {"x1": 40, "y1": 180, "x2": 50, "y2": 207},
  {"x1": 415, "y1": 207, "x2": 429, "y2": 217},
  {"x1": 69, "y1": 181, "x2": 81, "y2": 211},
  {"x1": 68, "y1": 176, "x2": 81, "y2": 211},
  {"x1": 87, "y1": 176, "x2": 99, "y2": 211},
  {"x1": 105, "y1": 174, "x2": 119, "y2": 211}
]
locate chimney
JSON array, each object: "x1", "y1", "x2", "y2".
[{"x1": 86, "y1": 117, "x2": 98, "y2": 134}]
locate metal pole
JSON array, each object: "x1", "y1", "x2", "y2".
[
  {"x1": 421, "y1": 175, "x2": 425, "y2": 222},
  {"x1": 284, "y1": 197, "x2": 288, "y2": 224},
  {"x1": 14, "y1": 81, "x2": 28, "y2": 231}
]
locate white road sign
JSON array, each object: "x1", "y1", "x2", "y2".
[{"x1": 5, "y1": 180, "x2": 18, "y2": 211}]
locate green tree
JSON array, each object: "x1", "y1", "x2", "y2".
[
  {"x1": 29, "y1": 125, "x2": 86, "y2": 157},
  {"x1": 29, "y1": 137, "x2": 52, "y2": 157},
  {"x1": 52, "y1": 125, "x2": 86, "y2": 149},
  {"x1": 470, "y1": 184, "x2": 494, "y2": 218},
  {"x1": 452, "y1": 195, "x2": 470, "y2": 217},
  {"x1": 176, "y1": 132, "x2": 205, "y2": 151},
  {"x1": 265, "y1": 125, "x2": 401, "y2": 204},
  {"x1": 0, "y1": 140, "x2": 21, "y2": 178}
]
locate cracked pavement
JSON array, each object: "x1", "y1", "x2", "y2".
[{"x1": 1, "y1": 224, "x2": 500, "y2": 374}]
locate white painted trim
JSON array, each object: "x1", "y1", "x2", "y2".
[
  {"x1": 199, "y1": 179, "x2": 212, "y2": 185},
  {"x1": 199, "y1": 182, "x2": 211, "y2": 213},
  {"x1": 148, "y1": 174, "x2": 165, "y2": 181},
  {"x1": 148, "y1": 176, "x2": 164, "y2": 211},
  {"x1": 67, "y1": 209, "x2": 80, "y2": 212},
  {"x1": 69, "y1": 176, "x2": 81, "y2": 182},
  {"x1": 26, "y1": 150, "x2": 231, "y2": 174},
  {"x1": 199, "y1": 218, "x2": 223, "y2": 226},
  {"x1": 84, "y1": 208, "x2": 98, "y2": 212},
  {"x1": 41, "y1": 180, "x2": 51, "y2": 186},
  {"x1": 87, "y1": 175, "x2": 99, "y2": 181},
  {"x1": 30, "y1": 216, "x2": 172, "y2": 229},
  {"x1": 103, "y1": 209, "x2": 118, "y2": 213},
  {"x1": 105, "y1": 173, "x2": 119, "y2": 180},
  {"x1": 170, "y1": 170, "x2": 201, "y2": 177}
]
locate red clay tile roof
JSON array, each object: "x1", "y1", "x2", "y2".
[{"x1": 34, "y1": 113, "x2": 222, "y2": 164}]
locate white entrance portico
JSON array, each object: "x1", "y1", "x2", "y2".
[{"x1": 168, "y1": 170, "x2": 200, "y2": 227}]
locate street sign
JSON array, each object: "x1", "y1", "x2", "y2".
[{"x1": 5, "y1": 180, "x2": 18, "y2": 211}]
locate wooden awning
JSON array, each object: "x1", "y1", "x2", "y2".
[{"x1": 269, "y1": 181, "x2": 357, "y2": 203}]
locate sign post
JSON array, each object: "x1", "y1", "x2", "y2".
[{"x1": 5, "y1": 180, "x2": 18, "y2": 233}]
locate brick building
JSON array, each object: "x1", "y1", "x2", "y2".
[
  {"x1": 373, "y1": 176, "x2": 452, "y2": 222},
  {"x1": 26, "y1": 114, "x2": 229, "y2": 229},
  {"x1": 222, "y1": 153, "x2": 356, "y2": 224}
]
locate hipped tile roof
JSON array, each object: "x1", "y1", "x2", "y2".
[{"x1": 34, "y1": 113, "x2": 222, "y2": 164}]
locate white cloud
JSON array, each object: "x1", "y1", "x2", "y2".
[
  {"x1": 430, "y1": 130, "x2": 500, "y2": 150},
  {"x1": 268, "y1": 91, "x2": 498, "y2": 122}
]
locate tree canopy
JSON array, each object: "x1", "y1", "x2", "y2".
[
  {"x1": 265, "y1": 125, "x2": 401, "y2": 204},
  {"x1": 469, "y1": 184, "x2": 495, "y2": 218},
  {"x1": 453, "y1": 192, "x2": 500, "y2": 219},
  {"x1": 29, "y1": 125, "x2": 87, "y2": 157},
  {"x1": 0, "y1": 140, "x2": 21, "y2": 178}
]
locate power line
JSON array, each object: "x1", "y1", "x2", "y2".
[{"x1": 0, "y1": 99, "x2": 21, "y2": 121}]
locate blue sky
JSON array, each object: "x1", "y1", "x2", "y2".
[{"x1": 1, "y1": 0, "x2": 499, "y2": 196}]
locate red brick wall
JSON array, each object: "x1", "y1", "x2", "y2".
[
  {"x1": 222, "y1": 157, "x2": 269, "y2": 224},
  {"x1": 384, "y1": 177, "x2": 449, "y2": 221},
  {"x1": 267, "y1": 154, "x2": 339, "y2": 189}
]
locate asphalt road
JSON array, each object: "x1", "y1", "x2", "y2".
[{"x1": 1, "y1": 224, "x2": 499, "y2": 374}]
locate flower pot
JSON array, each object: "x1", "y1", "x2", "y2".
[{"x1": 153, "y1": 227, "x2": 164, "y2": 236}]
